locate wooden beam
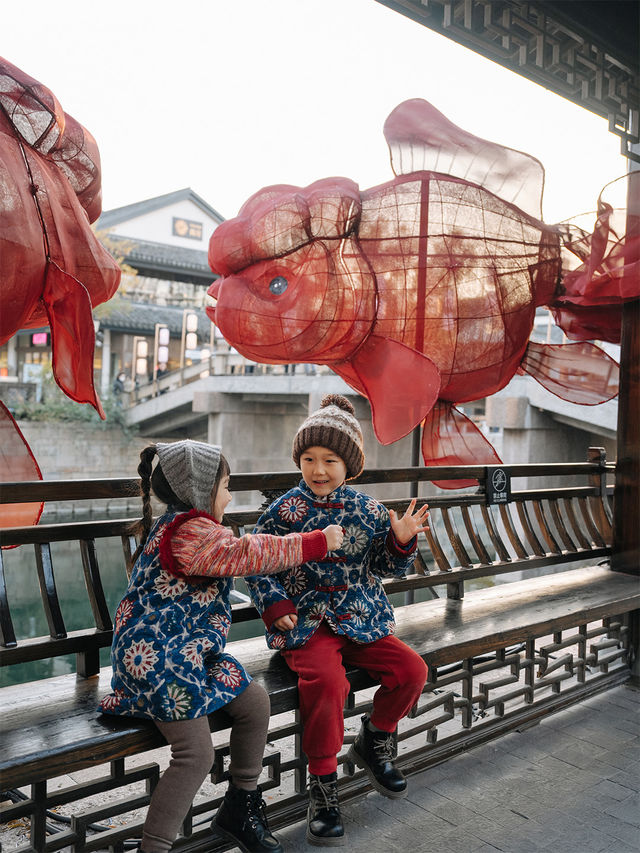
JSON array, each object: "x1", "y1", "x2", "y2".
[{"x1": 612, "y1": 165, "x2": 640, "y2": 574}]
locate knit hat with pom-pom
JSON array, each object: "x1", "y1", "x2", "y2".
[{"x1": 292, "y1": 394, "x2": 364, "y2": 479}]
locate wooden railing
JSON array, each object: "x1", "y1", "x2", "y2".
[
  {"x1": 2, "y1": 448, "x2": 638, "y2": 853},
  {"x1": 0, "y1": 452, "x2": 614, "y2": 656}
]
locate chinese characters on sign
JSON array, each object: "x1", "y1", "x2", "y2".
[
  {"x1": 485, "y1": 467, "x2": 511, "y2": 505},
  {"x1": 172, "y1": 217, "x2": 203, "y2": 240}
]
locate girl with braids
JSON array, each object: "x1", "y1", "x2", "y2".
[{"x1": 100, "y1": 440, "x2": 344, "y2": 853}]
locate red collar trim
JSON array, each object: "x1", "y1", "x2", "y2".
[
  {"x1": 312, "y1": 501, "x2": 344, "y2": 509},
  {"x1": 158, "y1": 508, "x2": 219, "y2": 577}
]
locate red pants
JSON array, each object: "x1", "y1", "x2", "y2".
[{"x1": 282, "y1": 621, "x2": 428, "y2": 775}]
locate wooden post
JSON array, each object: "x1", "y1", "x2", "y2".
[
  {"x1": 404, "y1": 424, "x2": 422, "y2": 605},
  {"x1": 612, "y1": 163, "x2": 640, "y2": 575}
]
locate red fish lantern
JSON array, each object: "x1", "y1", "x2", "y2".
[
  {"x1": 207, "y1": 99, "x2": 638, "y2": 484},
  {"x1": 0, "y1": 402, "x2": 43, "y2": 542},
  {"x1": 0, "y1": 57, "x2": 121, "y2": 418}
]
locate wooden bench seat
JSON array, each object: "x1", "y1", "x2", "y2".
[{"x1": 3, "y1": 565, "x2": 637, "y2": 794}]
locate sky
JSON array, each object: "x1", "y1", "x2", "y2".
[{"x1": 3, "y1": 0, "x2": 629, "y2": 225}]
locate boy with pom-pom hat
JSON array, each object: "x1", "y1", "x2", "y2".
[{"x1": 246, "y1": 395, "x2": 430, "y2": 847}]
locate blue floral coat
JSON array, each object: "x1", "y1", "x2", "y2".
[
  {"x1": 100, "y1": 510, "x2": 250, "y2": 721},
  {"x1": 246, "y1": 481, "x2": 417, "y2": 650}
]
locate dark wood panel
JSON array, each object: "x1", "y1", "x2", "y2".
[
  {"x1": 498, "y1": 504, "x2": 528, "y2": 559},
  {"x1": 0, "y1": 548, "x2": 17, "y2": 647},
  {"x1": 0, "y1": 519, "x2": 135, "y2": 547},
  {"x1": 532, "y1": 501, "x2": 562, "y2": 555},
  {"x1": 0, "y1": 490, "x2": 608, "y2": 547},
  {"x1": 441, "y1": 507, "x2": 473, "y2": 567},
  {"x1": 0, "y1": 629, "x2": 112, "y2": 665},
  {"x1": 563, "y1": 498, "x2": 592, "y2": 550},
  {"x1": 461, "y1": 506, "x2": 493, "y2": 564},
  {"x1": 0, "y1": 479, "x2": 142, "y2": 503},
  {"x1": 0, "y1": 462, "x2": 606, "y2": 505},
  {"x1": 35, "y1": 543, "x2": 67, "y2": 639},
  {"x1": 480, "y1": 505, "x2": 510, "y2": 562},
  {"x1": 80, "y1": 539, "x2": 113, "y2": 632}
]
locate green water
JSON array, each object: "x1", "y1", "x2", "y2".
[{"x1": 1, "y1": 537, "x2": 124, "y2": 686}]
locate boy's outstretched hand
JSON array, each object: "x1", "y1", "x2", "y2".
[{"x1": 389, "y1": 499, "x2": 430, "y2": 545}]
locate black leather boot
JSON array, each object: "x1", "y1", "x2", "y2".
[
  {"x1": 212, "y1": 783, "x2": 283, "y2": 852},
  {"x1": 306, "y1": 772, "x2": 345, "y2": 847},
  {"x1": 345, "y1": 714, "x2": 407, "y2": 798}
]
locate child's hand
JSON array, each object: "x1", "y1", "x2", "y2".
[
  {"x1": 273, "y1": 614, "x2": 298, "y2": 631},
  {"x1": 389, "y1": 499, "x2": 430, "y2": 545},
  {"x1": 323, "y1": 524, "x2": 344, "y2": 551}
]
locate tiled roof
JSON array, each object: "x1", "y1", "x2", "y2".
[
  {"x1": 97, "y1": 188, "x2": 225, "y2": 228},
  {"x1": 106, "y1": 234, "x2": 213, "y2": 279},
  {"x1": 93, "y1": 298, "x2": 213, "y2": 337}
]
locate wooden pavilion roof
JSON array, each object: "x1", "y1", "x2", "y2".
[{"x1": 375, "y1": 0, "x2": 639, "y2": 159}]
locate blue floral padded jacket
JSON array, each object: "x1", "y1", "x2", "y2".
[{"x1": 245, "y1": 480, "x2": 417, "y2": 650}]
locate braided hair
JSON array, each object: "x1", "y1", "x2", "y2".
[{"x1": 129, "y1": 444, "x2": 230, "y2": 564}]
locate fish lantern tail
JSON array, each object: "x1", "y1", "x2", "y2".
[
  {"x1": 333, "y1": 336, "x2": 441, "y2": 445},
  {"x1": 1, "y1": 401, "x2": 44, "y2": 545},
  {"x1": 553, "y1": 191, "x2": 640, "y2": 344},
  {"x1": 43, "y1": 261, "x2": 106, "y2": 419},
  {"x1": 422, "y1": 401, "x2": 502, "y2": 490}
]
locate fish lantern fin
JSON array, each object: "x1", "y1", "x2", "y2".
[
  {"x1": 383, "y1": 99, "x2": 545, "y2": 220},
  {"x1": 1, "y1": 58, "x2": 105, "y2": 224},
  {"x1": 422, "y1": 401, "x2": 502, "y2": 490},
  {"x1": 42, "y1": 261, "x2": 106, "y2": 419},
  {"x1": 551, "y1": 305, "x2": 623, "y2": 345},
  {"x1": 552, "y1": 196, "x2": 640, "y2": 343},
  {"x1": 521, "y1": 341, "x2": 619, "y2": 405},
  {"x1": 1, "y1": 401, "x2": 44, "y2": 544},
  {"x1": 333, "y1": 335, "x2": 440, "y2": 444},
  {"x1": 331, "y1": 362, "x2": 367, "y2": 397}
]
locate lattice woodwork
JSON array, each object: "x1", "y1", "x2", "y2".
[
  {"x1": 376, "y1": 0, "x2": 639, "y2": 160},
  {"x1": 1, "y1": 615, "x2": 629, "y2": 853}
]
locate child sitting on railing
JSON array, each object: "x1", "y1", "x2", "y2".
[
  {"x1": 99, "y1": 439, "x2": 343, "y2": 853},
  {"x1": 246, "y1": 395, "x2": 430, "y2": 847}
]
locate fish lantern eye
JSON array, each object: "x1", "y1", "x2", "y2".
[{"x1": 268, "y1": 276, "x2": 288, "y2": 295}]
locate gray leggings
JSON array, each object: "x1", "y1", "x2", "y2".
[{"x1": 141, "y1": 680, "x2": 270, "y2": 853}]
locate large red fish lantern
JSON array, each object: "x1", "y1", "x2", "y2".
[
  {"x1": 0, "y1": 57, "x2": 121, "y2": 418},
  {"x1": 207, "y1": 99, "x2": 638, "y2": 485}
]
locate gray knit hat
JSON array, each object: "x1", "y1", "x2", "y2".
[
  {"x1": 156, "y1": 440, "x2": 221, "y2": 512},
  {"x1": 292, "y1": 394, "x2": 364, "y2": 479}
]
